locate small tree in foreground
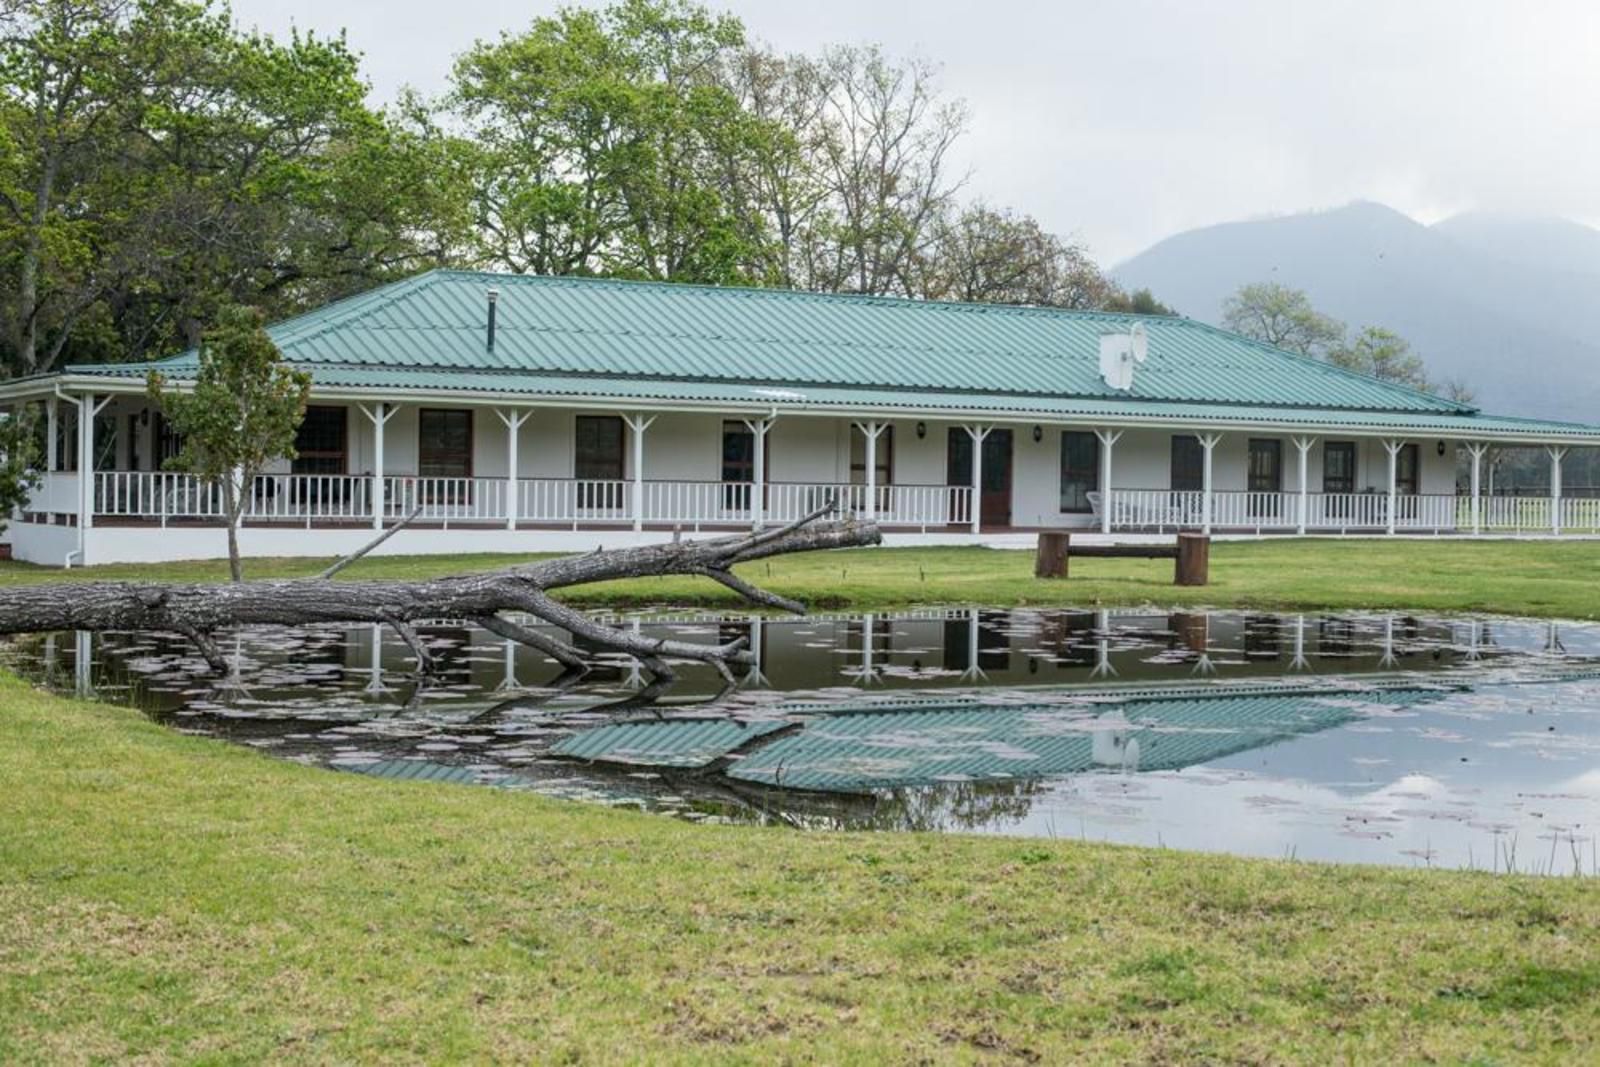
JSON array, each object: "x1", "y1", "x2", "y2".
[
  {"x1": 148, "y1": 307, "x2": 310, "y2": 582},
  {"x1": 0, "y1": 407, "x2": 42, "y2": 537}
]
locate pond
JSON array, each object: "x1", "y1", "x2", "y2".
[{"x1": 9, "y1": 607, "x2": 1600, "y2": 874}]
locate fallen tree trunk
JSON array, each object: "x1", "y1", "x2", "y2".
[{"x1": 0, "y1": 508, "x2": 880, "y2": 684}]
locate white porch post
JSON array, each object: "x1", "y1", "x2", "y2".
[
  {"x1": 359, "y1": 402, "x2": 399, "y2": 530},
  {"x1": 854, "y1": 420, "x2": 886, "y2": 521},
  {"x1": 741, "y1": 416, "x2": 774, "y2": 528},
  {"x1": 44, "y1": 396, "x2": 58, "y2": 472},
  {"x1": 1094, "y1": 428, "x2": 1123, "y2": 534},
  {"x1": 1197, "y1": 432, "x2": 1222, "y2": 535},
  {"x1": 1291, "y1": 436, "x2": 1315, "y2": 535},
  {"x1": 1548, "y1": 444, "x2": 1568, "y2": 536},
  {"x1": 74, "y1": 392, "x2": 111, "y2": 537},
  {"x1": 1465, "y1": 442, "x2": 1488, "y2": 535},
  {"x1": 963, "y1": 424, "x2": 991, "y2": 534},
  {"x1": 1382, "y1": 439, "x2": 1403, "y2": 536},
  {"x1": 495, "y1": 408, "x2": 532, "y2": 530},
  {"x1": 621, "y1": 413, "x2": 656, "y2": 532}
]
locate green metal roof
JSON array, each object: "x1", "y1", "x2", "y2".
[
  {"x1": 62, "y1": 269, "x2": 1471, "y2": 413},
  {"x1": 40, "y1": 268, "x2": 1600, "y2": 439}
]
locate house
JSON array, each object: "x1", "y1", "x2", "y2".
[{"x1": 3, "y1": 269, "x2": 1598, "y2": 566}]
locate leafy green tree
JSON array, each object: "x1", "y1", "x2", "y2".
[
  {"x1": 916, "y1": 202, "x2": 1120, "y2": 309},
  {"x1": 451, "y1": 0, "x2": 775, "y2": 283},
  {"x1": 0, "y1": 0, "x2": 468, "y2": 376},
  {"x1": 1104, "y1": 287, "x2": 1177, "y2": 316},
  {"x1": 1221, "y1": 282, "x2": 1345, "y2": 358},
  {"x1": 0, "y1": 403, "x2": 41, "y2": 535},
  {"x1": 1329, "y1": 326, "x2": 1431, "y2": 392},
  {"x1": 147, "y1": 306, "x2": 310, "y2": 582}
]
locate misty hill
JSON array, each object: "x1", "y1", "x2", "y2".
[{"x1": 1112, "y1": 202, "x2": 1600, "y2": 422}]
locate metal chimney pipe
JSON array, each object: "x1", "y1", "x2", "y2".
[{"x1": 486, "y1": 287, "x2": 499, "y2": 352}]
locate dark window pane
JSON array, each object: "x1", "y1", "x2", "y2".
[
  {"x1": 575, "y1": 415, "x2": 624, "y2": 480},
  {"x1": 419, "y1": 409, "x2": 473, "y2": 478},
  {"x1": 1059, "y1": 431, "x2": 1099, "y2": 512},
  {"x1": 849, "y1": 425, "x2": 893, "y2": 485},
  {"x1": 1247, "y1": 439, "x2": 1283, "y2": 492},
  {"x1": 722, "y1": 421, "x2": 755, "y2": 482},
  {"x1": 1396, "y1": 443, "x2": 1419, "y2": 495},
  {"x1": 1323, "y1": 442, "x2": 1355, "y2": 493},
  {"x1": 293, "y1": 406, "x2": 347, "y2": 475},
  {"x1": 1171, "y1": 435, "x2": 1204, "y2": 491}
]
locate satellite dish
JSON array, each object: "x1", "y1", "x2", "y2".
[{"x1": 1129, "y1": 322, "x2": 1148, "y2": 363}]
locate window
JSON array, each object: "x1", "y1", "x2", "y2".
[
  {"x1": 292, "y1": 406, "x2": 348, "y2": 475},
  {"x1": 1323, "y1": 442, "x2": 1356, "y2": 493},
  {"x1": 721, "y1": 421, "x2": 757, "y2": 483},
  {"x1": 575, "y1": 415, "x2": 624, "y2": 480},
  {"x1": 1059, "y1": 431, "x2": 1099, "y2": 512},
  {"x1": 849, "y1": 425, "x2": 893, "y2": 485},
  {"x1": 1395, "y1": 443, "x2": 1419, "y2": 495},
  {"x1": 154, "y1": 411, "x2": 183, "y2": 468},
  {"x1": 1170, "y1": 435, "x2": 1204, "y2": 492},
  {"x1": 1248, "y1": 438, "x2": 1283, "y2": 517},
  {"x1": 418, "y1": 409, "x2": 473, "y2": 478}
]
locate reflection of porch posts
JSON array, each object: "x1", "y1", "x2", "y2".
[
  {"x1": 1094, "y1": 429, "x2": 1122, "y2": 534},
  {"x1": 496, "y1": 407, "x2": 532, "y2": 530},
  {"x1": 1548, "y1": 445, "x2": 1567, "y2": 536},
  {"x1": 359, "y1": 402, "x2": 399, "y2": 530},
  {"x1": 1465, "y1": 442, "x2": 1489, "y2": 535}
]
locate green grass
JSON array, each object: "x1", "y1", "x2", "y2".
[
  {"x1": 4, "y1": 677, "x2": 1600, "y2": 1063},
  {"x1": 6, "y1": 537, "x2": 1600, "y2": 618}
]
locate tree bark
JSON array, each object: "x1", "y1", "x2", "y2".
[{"x1": 0, "y1": 510, "x2": 880, "y2": 683}]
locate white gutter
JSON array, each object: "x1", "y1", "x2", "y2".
[{"x1": 24, "y1": 372, "x2": 1600, "y2": 447}]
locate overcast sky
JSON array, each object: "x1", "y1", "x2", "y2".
[{"x1": 231, "y1": 0, "x2": 1600, "y2": 263}]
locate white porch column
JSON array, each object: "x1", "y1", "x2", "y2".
[
  {"x1": 73, "y1": 393, "x2": 110, "y2": 539},
  {"x1": 1197, "y1": 432, "x2": 1222, "y2": 535},
  {"x1": 1094, "y1": 428, "x2": 1123, "y2": 535},
  {"x1": 1291, "y1": 436, "x2": 1315, "y2": 535},
  {"x1": 495, "y1": 408, "x2": 532, "y2": 530},
  {"x1": 621, "y1": 413, "x2": 657, "y2": 532},
  {"x1": 1465, "y1": 442, "x2": 1488, "y2": 535},
  {"x1": 741, "y1": 415, "x2": 774, "y2": 528},
  {"x1": 962, "y1": 424, "x2": 991, "y2": 534},
  {"x1": 854, "y1": 420, "x2": 887, "y2": 521},
  {"x1": 359, "y1": 402, "x2": 399, "y2": 530},
  {"x1": 1382, "y1": 439, "x2": 1403, "y2": 536},
  {"x1": 45, "y1": 396, "x2": 58, "y2": 472},
  {"x1": 1548, "y1": 444, "x2": 1568, "y2": 536}
]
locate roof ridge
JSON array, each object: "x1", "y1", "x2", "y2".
[{"x1": 430, "y1": 267, "x2": 1184, "y2": 325}]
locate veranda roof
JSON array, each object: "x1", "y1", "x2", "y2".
[{"x1": 16, "y1": 269, "x2": 1600, "y2": 442}]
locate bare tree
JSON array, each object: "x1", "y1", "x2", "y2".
[{"x1": 915, "y1": 203, "x2": 1120, "y2": 309}]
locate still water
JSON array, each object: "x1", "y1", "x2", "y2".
[{"x1": 10, "y1": 607, "x2": 1600, "y2": 873}]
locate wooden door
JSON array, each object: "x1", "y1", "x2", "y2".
[{"x1": 981, "y1": 430, "x2": 1013, "y2": 528}]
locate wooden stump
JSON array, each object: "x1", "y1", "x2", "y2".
[
  {"x1": 1175, "y1": 533, "x2": 1210, "y2": 586},
  {"x1": 1035, "y1": 531, "x2": 1070, "y2": 578}
]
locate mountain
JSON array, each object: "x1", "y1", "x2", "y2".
[{"x1": 1112, "y1": 202, "x2": 1600, "y2": 422}]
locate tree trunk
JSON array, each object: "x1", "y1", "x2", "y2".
[{"x1": 0, "y1": 509, "x2": 879, "y2": 685}]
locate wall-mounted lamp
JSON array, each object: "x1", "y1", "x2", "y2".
[
  {"x1": 1032, "y1": 425, "x2": 1043, "y2": 443},
  {"x1": 1437, "y1": 440, "x2": 1446, "y2": 456},
  {"x1": 915, "y1": 421, "x2": 927, "y2": 439}
]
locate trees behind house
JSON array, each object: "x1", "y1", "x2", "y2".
[
  {"x1": 1222, "y1": 281, "x2": 1470, "y2": 399},
  {"x1": 147, "y1": 307, "x2": 311, "y2": 582},
  {"x1": 0, "y1": 0, "x2": 1171, "y2": 378}
]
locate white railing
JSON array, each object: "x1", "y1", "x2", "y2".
[
  {"x1": 248, "y1": 475, "x2": 372, "y2": 522},
  {"x1": 515, "y1": 478, "x2": 631, "y2": 526},
  {"x1": 641, "y1": 480, "x2": 750, "y2": 526},
  {"x1": 94, "y1": 471, "x2": 227, "y2": 521},
  {"x1": 1108, "y1": 490, "x2": 1465, "y2": 532},
  {"x1": 385, "y1": 476, "x2": 508, "y2": 525}
]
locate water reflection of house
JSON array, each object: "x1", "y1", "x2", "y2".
[{"x1": 551, "y1": 688, "x2": 1447, "y2": 795}]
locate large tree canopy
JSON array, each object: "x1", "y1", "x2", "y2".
[{"x1": 0, "y1": 0, "x2": 466, "y2": 376}]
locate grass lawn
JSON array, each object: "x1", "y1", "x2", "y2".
[
  {"x1": 3, "y1": 676, "x2": 1600, "y2": 1063},
  {"x1": 3, "y1": 537, "x2": 1600, "y2": 617}
]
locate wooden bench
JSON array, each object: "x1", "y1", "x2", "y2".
[{"x1": 1034, "y1": 531, "x2": 1209, "y2": 586}]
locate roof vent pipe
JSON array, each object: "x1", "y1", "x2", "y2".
[{"x1": 486, "y1": 288, "x2": 499, "y2": 352}]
